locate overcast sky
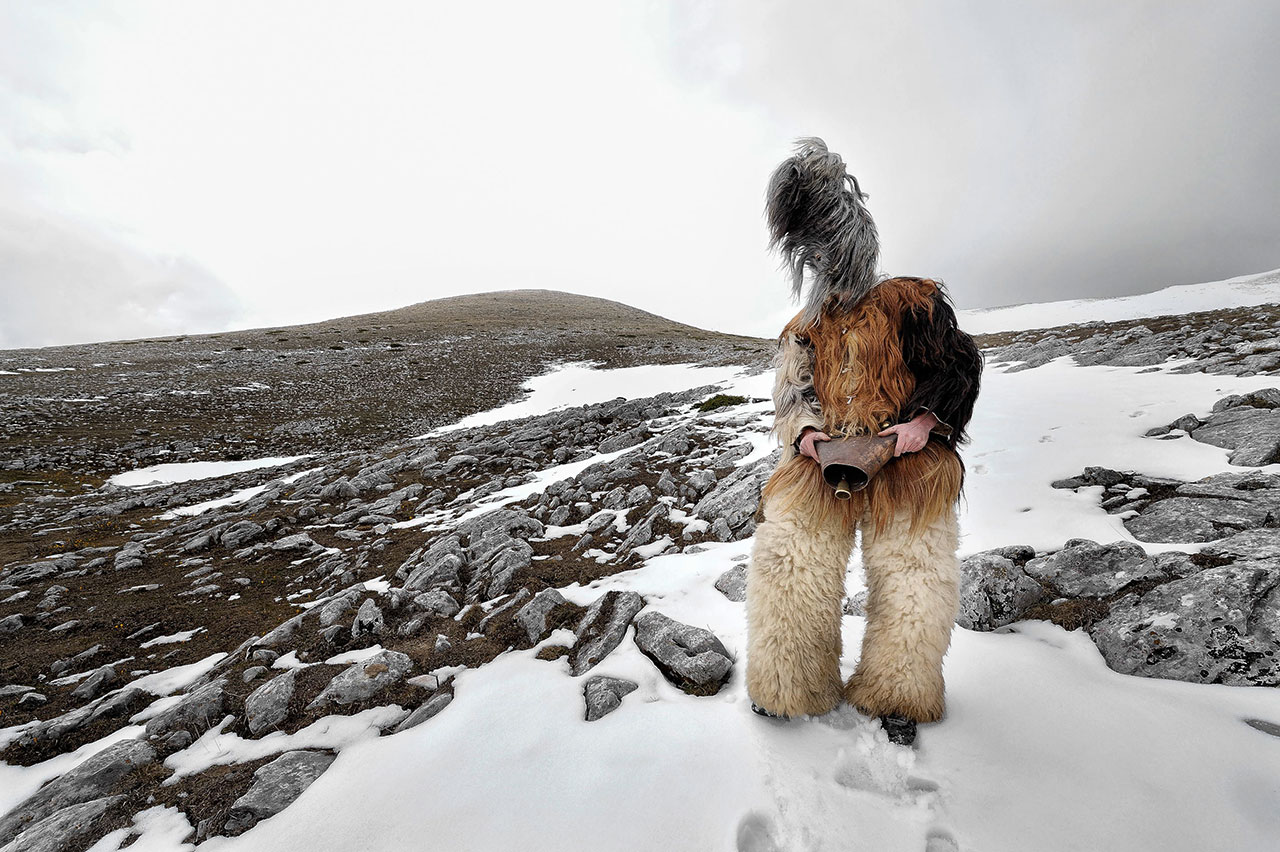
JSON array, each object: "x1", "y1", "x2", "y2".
[{"x1": 2, "y1": 1, "x2": 1278, "y2": 349}]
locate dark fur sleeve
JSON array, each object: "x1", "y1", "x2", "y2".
[{"x1": 900, "y1": 284, "x2": 983, "y2": 447}]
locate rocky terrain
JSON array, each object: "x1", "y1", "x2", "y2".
[
  {"x1": 0, "y1": 289, "x2": 769, "y2": 478},
  {"x1": 1, "y1": 289, "x2": 1279, "y2": 851}
]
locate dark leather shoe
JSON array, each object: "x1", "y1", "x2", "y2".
[{"x1": 879, "y1": 713, "x2": 917, "y2": 746}]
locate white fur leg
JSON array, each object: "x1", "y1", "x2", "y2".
[
  {"x1": 746, "y1": 495, "x2": 854, "y2": 717},
  {"x1": 846, "y1": 507, "x2": 959, "y2": 723}
]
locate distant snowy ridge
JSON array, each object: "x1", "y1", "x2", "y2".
[{"x1": 958, "y1": 268, "x2": 1280, "y2": 335}]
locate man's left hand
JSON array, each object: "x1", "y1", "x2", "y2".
[{"x1": 878, "y1": 411, "x2": 938, "y2": 456}]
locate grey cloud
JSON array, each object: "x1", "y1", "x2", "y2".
[
  {"x1": 0, "y1": 204, "x2": 244, "y2": 349},
  {"x1": 659, "y1": 1, "x2": 1280, "y2": 309}
]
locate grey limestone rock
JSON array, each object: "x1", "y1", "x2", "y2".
[
  {"x1": 1023, "y1": 540, "x2": 1160, "y2": 598},
  {"x1": 692, "y1": 451, "x2": 779, "y2": 539},
  {"x1": 221, "y1": 520, "x2": 265, "y2": 549},
  {"x1": 1124, "y1": 496, "x2": 1272, "y2": 543},
  {"x1": 245, "y1": 669, "x2": 298, "y2": 735},
  {"x1": 317, "y1": 590, "x2": 363, "y2": 627},
  {"x1": 632, "y1": 611, "x2": 733, "y2": 696},
  {"x1": 515, "y1": 588, "x2": 569, "y2": 643},
  {"x1": 318, "y1": 477, "x2": 358, "y2": 500},
  {"x1": 308, "y1": 650, "x2": 413, "y2": 710},
  {"x1": 393, "y1": 692, "x2": 454, "y2": 733},
  {"x1": 1191, "y1": 406, "x2": 1280, "y2": 466},
  {"x1": 476, "y1": 588, "x2": 532, "y2": 634},
  {"x1": 412, "y1": 589, "x2": 460, "y2": 618},
  {"x1": 583, "y1": 675, "x2": 638, "y2": 721},
  {"x1": 145, "y1": 678, "x2": 228, "y2": 739},
  {"x1": 569, "y1": 590, "x2": 645, "y2": 676},
  {"x1": 70, "y1": 665, "x2": 117, "y2": 701},
  {"x1": 1202, "y1": 528, "x2": 1280, "y2": 561},
  {"x1": 0, "y1": 796, "x2": 124, "y2": 852},
  {"x1": 625, "y1": 484, "x2": 654, "y2": 507},
  {"x1": 0, "y1": 739, "x2": 155, "y2": 845},
  {"x1": 224, "y1": 751, "x2": 337, "y2": 835},
  {"x1": 714, "y1": 564, "x2": 747, "y2": 602},
  {"x1": 351, "y1": 598, "x2": 385, "y2": 639},
  {"x1": 1090, "y1": 562, "x2": 1280, "y2": 685},
  {"x1": 272, "y1": 533, "x2": 319, "y2": 552},
  {"x1": 957, "y1": 550, "x2": 1048, "y2": 630}
]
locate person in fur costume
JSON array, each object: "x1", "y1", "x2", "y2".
[{"x1": 746, "y1": 138, "x2": 983, "y2": 745}]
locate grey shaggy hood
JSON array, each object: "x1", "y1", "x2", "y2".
[{"x1": 766, "y1": 137, "x2": 880, "y2": 328}]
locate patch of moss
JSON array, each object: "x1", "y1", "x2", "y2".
[{"x1": 698, "y1": 394, "x2": 747, "y2": 413}]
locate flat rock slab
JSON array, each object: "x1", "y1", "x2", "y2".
[
  {"x1": 393, "y1": 692, "x2": 454, "y2": 733},
  {"x1": 224, "y1": 750, "x2": 337, "y2": 835},
  {"x1": 583, "y1": 676, "x2": 638, "y2": 721},
  {"x1": 307, "y1": 650, "x2": 413, "y2": 710},
  {"x1": 632, "y1": 611, "x2": 733, "y2": 696},
  {"x1": 0, "y1": 739, "x2": 155, "y2": 845},
  {"x1": 1191, "y1": 406, "x2": 1280, "y2": 466},
  {"x1": 1202, "y1": 528, "x2": 1280, "y2": 561},
  {"x1": 0, "y1": 795, "x2": 123, "y2": 852},
  {"x1": 1090, "y1": 562, "x2": 1280, "y2": 685},
  {"x1": 1124, "y1": 497, "x2": 1272, "y2": 543},
  {"x1": 1024, "y1": 540, "x2": 1160, "y2": 598},
  {"x1": 569, "y1": 591, "x2": 645, "y2": 676}
]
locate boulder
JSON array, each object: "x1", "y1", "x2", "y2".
[
  {"x1": 244, "y1": 669, "x2": 298, "y2": 735},
  {"x1": 69, "y1": 665, "x2": 117, "y2": 702},
  {"x1": 1023, "y1": 540, "x2": 1160, "y2": 599},
  {"x1": 0, "y1": 740, "x2": 155, "y2": 845},
  {"x1": 515, "y1": 588, "x2": 569, "y2": 643},
  {"x1": 220, "y1": 521, "x2": 265, "y2": 549},
  {"x1": 1202, "y1": 528, "x2": 1280, "y2": 562},
  {"x1": 569, "y1": 591, "x2": 645, "y2": 676},
  {"x1": 412, "y1": 590, "x2": 460, "y2": 618},
  {"x1": 714, "y1": 565, "x2": 747, "y2": 603},
  {"x1": 956, "y1": 550, "x2": 1048, "y2": 630},
  {"x1": 632, "y1": 611, "x2": 733, "y2": 696},
  {"x1": 351, "y1": 599, "x2": 385, "y2": 639},
  {"x1": 307, "y1": 651, "x2": 413, "y2": 710},
  {"x1": 317, "y1": 590, "x2": 363, "y2": 627},
  {"x1": 692, "y1": 451, "x2": 779, "y2": 538},
  {"x1": 224, "y1": 751, "x2": 337, "y2": 835},
  {"x1": 1124, "y1": 497, "x2": 1272, "y2": 543},
  {"x1": 0, "y1": 796, "x2": 123, "y2": 852},
  {"x1": 583, "y1": 676, "x2": 639, "y2": 721},
  {"x1": 1090, "y1": 562, "x2": 1280, "y2": 685},
  {"x1": 1191, "y1": 406, "x2": 1280, "y2": 466},
  {"x1": 145, "y1": 679, "x2": 227, "y2": 739}
]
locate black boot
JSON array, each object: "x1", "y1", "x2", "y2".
[
  {"x1": 879, "y1": 713, "x2": 917, "y2": 746},
  {"x1": 751, "y1": 702, "x2": 788, "y2": 720}
]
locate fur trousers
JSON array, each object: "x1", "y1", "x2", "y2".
[{"x1": 745, "y1": 458, "x2": 960, "y2": 721}]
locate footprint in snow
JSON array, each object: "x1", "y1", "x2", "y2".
[{"x1": 741, "y1": 706, "x2": 957, "y2": 851}]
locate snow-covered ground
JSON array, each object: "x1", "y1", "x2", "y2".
[
  {"x1": 202, "y1": 543, "x2": 1280, "y2": 852},
  {"x1": 958, "y1": 267, "x2": 1280, "y2": 334},
  {"x1": 122, "y1": 345, "x2": 1278, "y2": 851},
  {"x1": 16, "y1": 275, "x2": 1280, "y2": 852},
  {"x1": 109, "y1": 457, "x2": 312, "y2": 489},
  {"x1": 428, "y1": 361, "x2": 749, "y2": 435}
]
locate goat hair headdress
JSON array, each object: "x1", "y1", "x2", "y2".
[{"x1": 766, "y1": 137, "x2": 880, "y2": 328}]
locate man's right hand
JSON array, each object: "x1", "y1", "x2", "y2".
[{"x1": 797, "y1": 429, "x2": 832, "y2": 461}]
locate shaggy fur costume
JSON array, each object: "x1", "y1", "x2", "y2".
[{"x1": 747, "y1": 139, "x2": 982, "y2": 723}]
